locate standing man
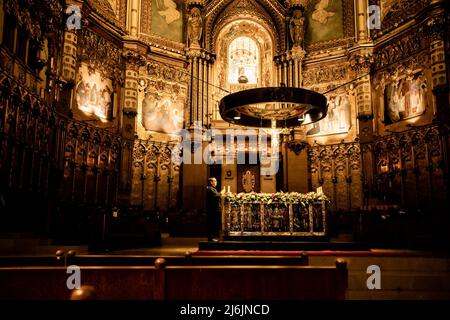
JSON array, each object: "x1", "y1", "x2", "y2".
[{"x1": 205, "y1": 177, "x2": 224, "y2": 241}]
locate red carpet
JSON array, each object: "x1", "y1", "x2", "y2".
[{"x1": 193, "y1": 250, "x2": 433, "y2": 257}]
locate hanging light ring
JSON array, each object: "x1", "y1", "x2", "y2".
[{"x1": 219, "y1": 87, "x2": 328, "y2": 128}]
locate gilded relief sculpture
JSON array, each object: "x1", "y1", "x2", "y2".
[
  {"x1": 187, "y1": 6, "x2": 203, "y2": 48},
  {"x1": 289, "y1": 9, "x2": 306, "y2": 49},
  {"x1": 287, "y1": 0, "x2": 310, "y2": 50}
]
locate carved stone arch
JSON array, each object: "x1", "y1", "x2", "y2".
[
  {"x1": 39, "y1": 107, "x2": 49, "y2": 124},
  {"x1": 386, "y1": 137, "x2": 398, "y2": 151},
  {"x1": 347, "y1": 144, "x2": 361, "y2": 170},
  {"x1": 102, "y1": 135, "x2": 112, "y2": 148},
  {"x1": 92, "y1": 131, "x2": 102, "y2": 145},
  {"x1": 99, "y1": 152, "x2": 109, "y2": 168},
  {"x1": 374, "y1": 140, "x2": 386, "y2": 157},
  {"x1": 67, "y1": 122, "x2": 79, "y2": 139},
  {"x1": 425, "y1": 128, "x2": 441, "y2": 159},
  {"x1": 0, "y1": 78, "x2": 12, "y2": 100},
  {"x1": 150, "y1": 143, "x2": 161, "y2": 157},
  {"x1": 146, "y1": 144, "x2": 160, "y2": 170},
  {"x1": 411, "y1": 131, "x2": 424, "y2": 147},
  {"x1": 398, "y1": 135, "x2": 411, "y2": 162},
  {"x1": 111, "y1": 138, "x2": 121, "y2": 162},
  {"x1": 424, "y1": 127, "x2": 439, "y2": 145},
  {"x1": 11, "y1": 86, "x2": 23, "y2": 106},
  {"x1": 64, "y1": 144, "x2": 76, "y2": 165},
  {"x1": 21, "y1": 94, "x2": 32, "y2": 110},
  {"x1": 47, "y1": 112, "x2": 56, "y2": 128},
  {"x1": 133, "y1": 142, "x2": 146, "y2": 164},
  {"x1": 77, "y1": 147, "x2": 88, "y2": 164},
  {"x1": 160, "y1": 146, "x2": 172, "y2": 171},
  {"x1": 88, "y1": 150, "x2": 98, "y2": 162},
  {"x1": 80, "y1": 127, "x2": 91, "y2": 143},
  {"x1": 205, "y1": 0, "x2": 286, "y2": 54},
  {"x1": 319, "y1": 147, "x2": 333, "y2": 172},
  {"x1": 333, "y1": 146, "x2": 347, "y2": 172}
]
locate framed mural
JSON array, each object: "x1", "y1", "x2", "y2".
[
  {"x1": 383, "y1": 73, "x2": 427, "y2": 124},
  {"x1": 305, "y1": 0, "x2": 344, "y2": 43},
  {"x1": 307, "y1": 94, "x2": 351, "y2": 136},
  {"x1": 75, "y1": 63, "x2": 113, "y2": 121},
  {"x1": 141, "y1": 91, "x2": 184, "y2": 134},
  {"x1": 303, "y1": 0, "x2": 354, "y2": 50},
  {"x1": 150, "y1": 0, "x2": 184, "y2": 43}
]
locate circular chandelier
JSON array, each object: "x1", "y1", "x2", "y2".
[{"x1": 219, "y1": 87, "x2": 328, "y2": 128}]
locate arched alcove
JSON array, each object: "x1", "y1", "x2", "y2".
[{"x1": 211, "y1": 19, "x2": 275, "y2": 120}]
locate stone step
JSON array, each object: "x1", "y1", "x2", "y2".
[
  {"x1": 309, "y1": 256, "x2": 450, "y2": 272},
  {"x1": 348, "y1": 290, "x2": 450, "y2": 300}
]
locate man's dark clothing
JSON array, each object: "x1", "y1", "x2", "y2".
[{"x1": 206, "y1": 185, "x2": 222, "y2": 240}]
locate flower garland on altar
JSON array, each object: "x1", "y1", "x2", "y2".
[{"x1": 224, "y1": 191, "x2": 329, "y2": 207}]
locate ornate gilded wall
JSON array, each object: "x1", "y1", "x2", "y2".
[{"x1": 0, "y1": 0, "x2": 449, "y2": 240}]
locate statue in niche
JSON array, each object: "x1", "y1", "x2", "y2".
[
  {"x1": 187, "y1": 6, "x2": 203, "y2": 48},
  {"x1": 289, "y1": 9, "x2": 305, "y2": 49}
]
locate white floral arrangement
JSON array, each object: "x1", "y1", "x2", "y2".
[{"x1": 224, "y1": 191, "x2": 329, "y2": 207}]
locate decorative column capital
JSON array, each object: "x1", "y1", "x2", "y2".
[
  {"x1": 287, "y1": 141, "x2": 309, "y2": 156},
  {"x1": 348, "y1": 50, "x2": 374, "y2": 75},
  {"x1": 288, "y1": 46, "x2": 307, "y2": 61},
  {"x1": 122, "y1": 50, "x2": 147, "y2": 69},
  {"x1": 422, "y1": 15, "x2": 447, "y2": 41}
]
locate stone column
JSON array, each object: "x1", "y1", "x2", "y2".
[
  {"x1": 355, "y1": 0, "x2": 369, "y2": 42},
  {"x1": 183, "y1": 0, "x2": 210, "y2": 212},
  {"x1": 122, "y1": 50, "x2": 145, "y2": 138},
  {"x1": 58, "y1": 30, "x2": 77, "y2": 115},
  {"x1": 349, "y1": 49, "x2": 375, "y2": 204},
  {"x1": 185, "y1": 0, "x2": 212, "y2": 127},
  {"x1": 287, "y1": 47, "x2": 306, "y2": 88},
  {"x1": 129, "y1": 0, "x2": 140, "y2": 37},
  {"x1": 349, "y1": 50, "x2": 374, "y2": 140},
  {"x1": 120, "y1": 50, "x2": 145, "y2": 194},
  {"x1": 426, "y1": 14, "x2": 449, "y2": 120},
  {"x1": 424, "y1": 6, "x2": 450, "y2": 208},
  {"x1": 285, "y1": 0, "x2": 309, "y2": 87}
]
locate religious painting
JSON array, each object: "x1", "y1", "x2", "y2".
[
  {"x1": 75, "y1": 64, "x2": 113, "y2": 121},
  {"x1": 141, "y1": 91, "x2": 184, "y2": 134},
  {"x1": 305, "y1": 0, "x2": 344, "y2": 44},
  {"x1": 151, "y1": 0, "x2": 183, "y2": 43},
  {"x1": 307, "y1": 94, "x2": 351, "y2": 136},
  {"x1": 383, "y1": 74, "x2": 427, "y2": 124},
  {"x1": 237, "y1": 164, "x2": 260, "y2": 193}
]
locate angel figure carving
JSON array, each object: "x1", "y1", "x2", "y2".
[
  {"x1": 156, "y1": 0, "x2": 181, "y2": 25},
  {"x1": 311, "y1": 0, "x2": 335, "y2": 25},
  {"x1": 187, "y1": 7, "x2": 203, "y2": 47}
]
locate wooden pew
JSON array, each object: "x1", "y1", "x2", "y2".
[
  {"x1": 0, "y1": 257, "x2": 347, "y2": 300},
  {"x1": 0, "y1": 266, "x2": 156, "y2": 300},
  {"x1": 154, "y1": 258, "x2": 347, "y2": 300}
]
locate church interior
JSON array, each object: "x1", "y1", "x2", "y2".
[{"x1": 0, "y1": 0, "x2": 449, "y2": 301}]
